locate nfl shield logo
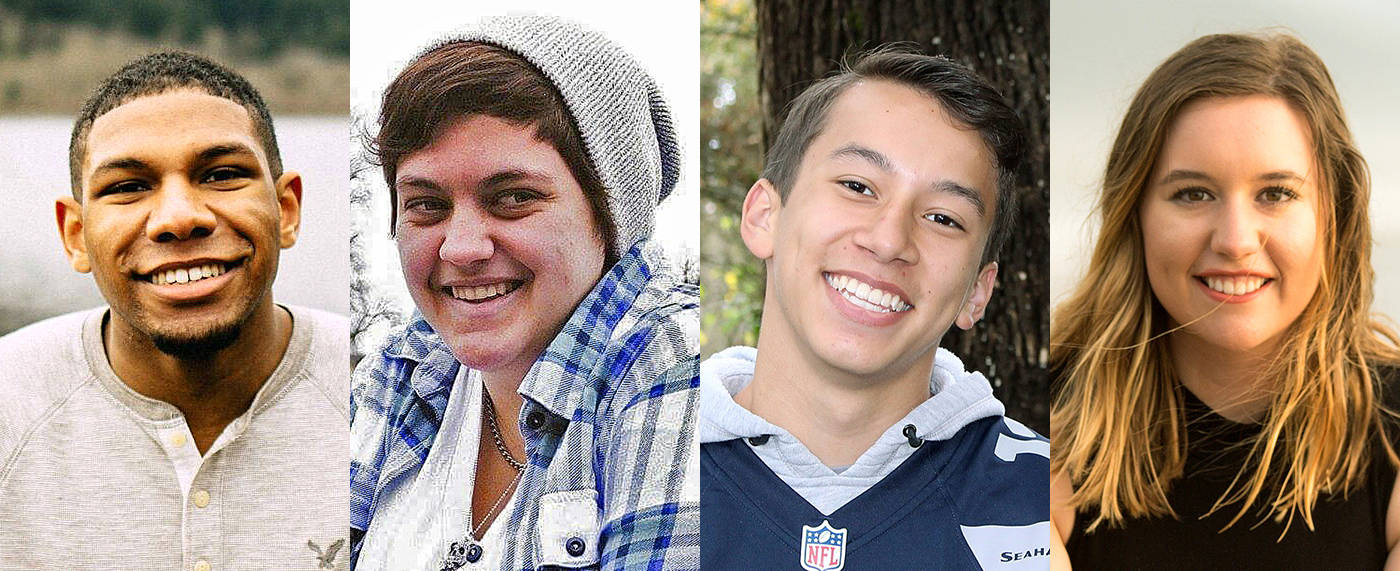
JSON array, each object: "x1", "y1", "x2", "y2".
[{"x1": 799, "y1": 520, "x2": 847, "y2": 571}]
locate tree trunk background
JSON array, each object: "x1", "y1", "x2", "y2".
[{"x1": 756, "y1": 0, "x2": 1049, "y2": 434}]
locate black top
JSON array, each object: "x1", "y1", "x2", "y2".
[{"x1": 1065, "y1": 367, "x2": 1400, "y2": 570}]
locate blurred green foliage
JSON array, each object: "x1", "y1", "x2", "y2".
[
  {"x1": 0, "y1": 0, "x2": 348, "y2": 57},
  {"x1": 700, "y1": 0, "x2": 765, "y2": 356}
]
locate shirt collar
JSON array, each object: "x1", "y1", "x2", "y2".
[{"x1": 385, "y1": 240, "x2": 657, "y2": 422}]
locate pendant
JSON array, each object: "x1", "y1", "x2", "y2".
[{"x1": 441, "y1": 540, "x2": 483, "y2": 571}]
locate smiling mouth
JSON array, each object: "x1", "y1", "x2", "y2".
[
  {"x1": 142, "y1": 260, "x2": 242, "y2": 286},
  {"x1": 1198, "y1": 275, "x2": 1271, "y2": 296},
  {"x1": 447, "y1": 280, "x2": 523, "y2": 303},
  {"x1": 824, "y1": 272, "x2": 912, "y2": 313}
]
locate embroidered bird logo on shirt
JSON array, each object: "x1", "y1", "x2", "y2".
[{"x1": 308, "y1": 538, "x2": 345, "y2": 569}]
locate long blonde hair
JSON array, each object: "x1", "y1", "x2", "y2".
[{"x1": 1052, "y1": 32, "x2": 1400, "y2": 533}]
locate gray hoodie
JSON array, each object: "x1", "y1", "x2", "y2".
[{"x1": 699, "y1": 345, "x2": 1007, "y2": 514}]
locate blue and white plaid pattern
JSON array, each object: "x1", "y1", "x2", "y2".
[{"x1": 350, "y1": 241, "x2": 699, "y2": 570}]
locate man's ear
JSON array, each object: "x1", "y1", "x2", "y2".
[
  {"x1": 956, "y1": 262, "x2": 998, "y2": 330},
  {"x1": 55, "y1": 197, "x2": 91, "y2": 273},
  {"x1": 275, "y1": 171, "x2": 303, "y2": 248},
  {"x1": 739, "y1": 178, "x2": 782, "y2": 260}
]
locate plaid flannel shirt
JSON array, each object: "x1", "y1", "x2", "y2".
[{"x1": 350, "y1": 241, "x2": 700, "y2": 570}]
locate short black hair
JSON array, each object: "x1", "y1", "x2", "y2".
[
  {"x1": 68, "y1": 51, "x2": 283, "y2": 199},
  {"x1": 763, "y1": 48, "x2": 1026, "y2": 265}
]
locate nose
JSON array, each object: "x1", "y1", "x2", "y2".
[
  {"x1": 1210, "y1": 197, "x2": 1264, "y2": 259},
  {"x1": 439, "y1": 208, "x2": 495, "y2": 266},
  {"x1": 851, "y1": 201, "x2": 918, "y2": 264},
  {"x1": 146, "y1": 177, "x2": 216, "y2": 242}
]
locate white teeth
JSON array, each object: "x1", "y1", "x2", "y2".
[
  {"x1": 152, "y1": 262, "x2": 227, "y2": 286},
  {"x1": 1203, "y1": 276, "x2": 1266, "y2": 296},
  {"x1": 451, "y1": 282, "x2": 517, "y2": 301},
  {"x1": 823, "y1": 272, "x2": 912, "y2": 313}
]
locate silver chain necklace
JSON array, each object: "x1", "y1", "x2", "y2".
[
  {"x1": 440, "y1": 390, "x2": 526, "y2": 571},
  {"x1": 483, "y1": 390, "x2": 526, "y2": 472}
]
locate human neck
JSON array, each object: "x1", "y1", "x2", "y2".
[
  {"x1": 480, "y1": 364, "x2": 531, "y2": 458},
  {"x1": 105, "y1": 302, "x2": 292, "y2": 453},
  {"x1": 1168, "y1": 331, "x2": 1278, "y2": 423},
  {"x1": 736, "y1": 327, "x2": 934, "y2": 467}
]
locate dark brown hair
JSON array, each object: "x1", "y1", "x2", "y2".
[{"x1": 370, "y1": 41, "x2": 616, "y2": 264}]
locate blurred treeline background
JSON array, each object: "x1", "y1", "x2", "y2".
[
  {"x1": 0, "y1": 0, "x2": 351, "y2": 336},
  {"x1": 0, "y1": 0, "x2": 348, "y2": 114},
  {"x1": 701, "y1": 0, "x2": 1049, "y2": 433}
]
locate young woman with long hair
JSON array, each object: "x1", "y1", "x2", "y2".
[{"x1": 1050, "y1": 32, "x2": 1400, "y2": 569}]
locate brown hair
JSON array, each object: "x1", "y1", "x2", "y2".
[
  {"x1": 370, "y1": 41, "x2": 616, "y2": 264},
  {"x1": 1052, "y1": 32, "x2": 1400, "y2": 533}
]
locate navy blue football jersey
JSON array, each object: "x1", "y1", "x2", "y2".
[{"x1": 701, "y1": 416, "x2": 1049, "y2": 570}]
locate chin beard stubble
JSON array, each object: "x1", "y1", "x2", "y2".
[{"x1": 151, "y1": 322, "x2": 243, "y2": 359}]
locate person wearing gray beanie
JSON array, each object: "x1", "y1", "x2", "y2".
[{"x1": 349, "y1": 14, "x2": 698, "y2": 571}]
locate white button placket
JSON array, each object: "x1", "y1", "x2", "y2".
[{"x1": 186, "y1": 454, "x2": 223, "y2": 571}]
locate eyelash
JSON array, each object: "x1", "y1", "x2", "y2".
[
  {"x1": 1170, "y1": 186, "x2": 1299, "y2": 203},
  {"x1": 840, "y1": 180, "x2": 966, "y2": 230},
  {"x1": 497, "y1": 190, "x2": 542, "y2": 207},
  {"x1": 202, "y1": 166, "x2": 249, "y2": 184},
  {"x1": 402, "y1": 196, "x2": 448, "y2": 213},
  {"x1": 925, "y1": 213, "x2": 964, "y2": 230},
  {"x1": 840, "y1": 180, "x2": 875, "y2": 196}
]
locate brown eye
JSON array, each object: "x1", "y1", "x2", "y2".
[
  {"x1": 1171, "y1": 187, "x2": 1212, "y2": 203},
  {"x1": 1259, "y1": 186, "x2": 1298, "y2": 203},
  {"x1": 840, "y1": 180, "x2": 874, "y2": 196},
  {"x1": 924, "y1": 212, "x2": 965, "y2": 231}
]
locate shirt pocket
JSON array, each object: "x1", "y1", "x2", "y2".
[{"x1": 536, "y1": 489, "x2": 601, "y2": 569}]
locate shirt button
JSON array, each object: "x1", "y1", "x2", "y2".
[
  {"x1": 464, "y1": 543, "x2": 482, "y2": 563},
  {"x1": 171, "y1": 433, "x2": 188, "y2": 447},
  {"x1": 525, "y1": 411, "x2": 546, "y2": 430},
  {"x1": 565, "y1": 536, "x2": 586, "y2": 557},
  {"x1": 192, "y1": 560, "x2": 210, "y2": 571},
  {"x1": 192, "y1": 489, "x2": 210, "y2": 508}
]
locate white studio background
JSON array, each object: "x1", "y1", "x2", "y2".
[
  {"x1": 1050, "y1": 0, "x2": 1400, "y2": 324},
  {"x1": 349, "y1": 0, "x2": 701, "y2": 332}
]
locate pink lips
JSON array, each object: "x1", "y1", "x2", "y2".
[{"x1": 823, "y1": 270, "x2": 911, "y2": 327}]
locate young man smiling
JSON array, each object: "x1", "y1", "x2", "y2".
[
  {"x1": 700, "y1": 50, "x2": 1050, "y2": 569},
  {"x1": 0, "y1": 53, "x2": 349, "y2": 570}
]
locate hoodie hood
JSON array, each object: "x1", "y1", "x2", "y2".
[
  {"x1": 700, "y1": 345, "x2": 1006, "y2": 444},
  {"x1": 699, "y1": 345, "x2": 1006, "y2": 514}
]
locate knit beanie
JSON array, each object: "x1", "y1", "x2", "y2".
[{"x1": 439, "y1": 15, "x2": 682, "y2": 254}]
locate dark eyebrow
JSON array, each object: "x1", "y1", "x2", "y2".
[
  {"x1": 831, "y1": 143, "x2": 986, "y2": 217},
  {"x1": 394, "y1": 175, "x2": 446, "y2": 194},
  {"x1": 830, "y1": 144, "x2": 893, "y2": 172},
  {"x1": 195, "y1": 143, "x2": 259, "y2": 164},
  {"x1": 934, "y1": 180, "x2": 986, "y2": 218},
  {"x1": 90, "y1": 143, "x2": 259, "y2": 180},
  {"x1": 90, "y1": 157, "x2": 151, "y2": 179},
  {"x1": 476, "y1": 168, "x2": 556, "y2": 192},
  {"x1": 394, "y1": 168, "x2": 557, "y2": 196}
]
